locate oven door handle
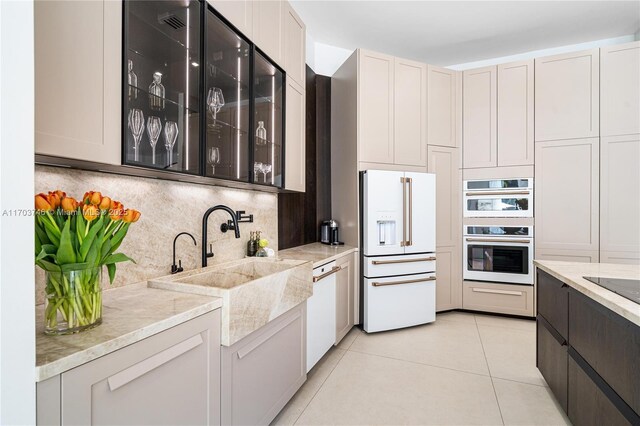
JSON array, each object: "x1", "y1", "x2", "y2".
[
  {"x1": 465, "y1": 238, "x2": 531, "y2": 244},
  {"x1": 465, "y1": 190, "x2": 531, "y2": 196}
]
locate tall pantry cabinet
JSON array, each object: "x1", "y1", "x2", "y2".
[
  {"x1": 534, "y1": 49, "x2": 601, "y2": 262},
  {"x1": 599, "y1": 41, "x2": 640, "y2": 264},
  {"x1": 427, "y1": 66, "x2": 462, "y2": 311}
]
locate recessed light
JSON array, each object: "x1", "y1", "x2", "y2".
[{"x1": 191, "y1": 62, "x2": 199, "y2": 67}]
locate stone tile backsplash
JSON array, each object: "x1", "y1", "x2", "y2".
[{"x1": 35, "y1": 165, "x2": 278, "y2": 304}]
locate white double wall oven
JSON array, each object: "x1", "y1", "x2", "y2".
[{"x1": 463, "y1": 178, "x2": 534, "y2": 285}]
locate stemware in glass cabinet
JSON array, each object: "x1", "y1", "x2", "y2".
[
  {"x1": 204, "y1": 7, "x2": 250, "y2": 182},
  {"x1": 253, "y1": 51, "x2": 284, "y2": 187},
  {"x1": 123, "y1": 0, "x2": 201, "y2": 173}
]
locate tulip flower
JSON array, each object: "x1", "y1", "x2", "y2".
[
  {"x1": 99, "y1": 196, "x2": 112, "y2": 211},
  {"x1": 35, "y1": 193, "x2": 52, "y2": 211},
  {"x1": 60, "y1": 197, "x2": 78, "y2": 213},
  {"x1": 83, "y1": 191, "x2": 102, "y2": 206},
  {"x1": 109, "y1": 200, "x2": 125, "y2": 221},
  {"x1": 82, "y1": 204, "x2": 99, "y2": 222},
  {"x1": 122, "y1": 209, "x2": 141, "y2": 223},
  {"x1": 47, "y1": 191, "x2": 63, "y2": 209}
]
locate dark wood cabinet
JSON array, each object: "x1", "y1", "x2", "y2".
[
  {"x1": 569, "y1": 289, "x2": 640, "y2": 414},
  {"x1": 537, "y1": 270, "x2": 569, "y2": 339},
  {"x1": 537, "y1": 315, "x2": 568, "y2": 412},
  {"x1": 536, "y1": 268, "x2": 640, "y2": 424},
  {"x1": 568, "y1": 354, "x2": 631, "y2": 426}
]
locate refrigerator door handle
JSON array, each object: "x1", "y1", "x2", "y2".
[
  {"x1": 407, "y1": 177, "x2": 413, "y2": 246},
  {"x1": 372, "y1": 276, "x2": 437, "y2": 287},
  {"x1": 401, "y1": 177, "x2": 407, "y2": 247}
]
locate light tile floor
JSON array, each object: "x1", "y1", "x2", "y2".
[{"x1": 272, "y1": 311, "x2": 571, "y2": 426}]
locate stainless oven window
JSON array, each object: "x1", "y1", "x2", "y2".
[
  {"x1": 466, "y1": 226, "x2": 530, "y2": 236},
  {"x1": 466, "y1": 197, "x2": 529, "y2": 212},
  {"x1": 467, "y1": 244, "x2": 529, "y2": 275}
]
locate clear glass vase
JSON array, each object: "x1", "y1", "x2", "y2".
[{"x1": 44, "y1": 267, "x2": 103, "y2": 335}]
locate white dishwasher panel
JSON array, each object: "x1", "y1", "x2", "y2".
[{"x1": 306, "y1": 261, "x2": 337, "y2": 372}]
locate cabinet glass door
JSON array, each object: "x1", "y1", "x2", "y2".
[
  {"x1": 252, "y1": 51, "x2": 284, "y2": 187},
  {"x1": 124, "y1": 0, "x2": 201, "y2": 173},
  {"x1": 204, "y1": 9, "x2": 250, "y2": 182}
]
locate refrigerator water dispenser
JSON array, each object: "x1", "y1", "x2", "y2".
[{"x1": 377, "y1": 220, "x2": 396, "y2": 246}]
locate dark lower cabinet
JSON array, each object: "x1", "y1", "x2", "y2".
[
  {"x1": 569, "y1": 289, "x2": 640, "y2": 414},
  {"x1": 537, "y1": 270, "x2": 569, "y2": 339},
  {"x1": 536, "y1": 268, "x2": 640, "y2": 425},
  {"x1": 537, "y1": 316, "x2": 568, "y2": 412},
  {"x1": 568, "y1": 355, "x2": 631, "y2": 426}
]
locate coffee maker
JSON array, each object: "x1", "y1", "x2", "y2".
[{"x1": 320, "y1": 220, "x2": 343, "y2": 245}]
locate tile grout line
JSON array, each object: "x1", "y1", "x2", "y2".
[
  {"x1": 346, "y1": 347, "x2": 493, "y2": 379},
  {"x1": 292, "y1": 347, "x2": 348, "y2": 426},
  {"x1": 474, "y1": 315, "x2": 506, "y2": 426}
]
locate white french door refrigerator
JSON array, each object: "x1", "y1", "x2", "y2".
[{"x1": 361, "y1": 170, "x2": 437, "y2": 333}]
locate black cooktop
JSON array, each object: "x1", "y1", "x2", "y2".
[{"x1": 583, "y1": 276, "x2": 640, "y2": 305}]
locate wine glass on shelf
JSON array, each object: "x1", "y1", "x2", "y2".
[
  {"x1": 263, "y1": 163, "x2": 272, "y2": 183},
  {"x1": 207, "y1": 87, "x2": 225, "y2": 125},
  {"x1": 254, "y1": 162, "x2": 263, "y2": 182},
  {"x1": 146, "y1": 116, "x2": 162, "y2": 165},
  {"x1": 127, "y1": 109, "x2": 145, "y2": 162},
  {"x1": 163, "y1": 121, "x2": 179, "y2": 168},
  {"x1": 207, "y1": 146, "x2": 221, "y2": 175}
]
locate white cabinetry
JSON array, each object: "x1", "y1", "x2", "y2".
[
  {"x1": 283, "y1": 2, "x2": 306, "y2": 88},
  {"x1": 601, "y1": 41, "x2": 640, "y2": 137},
  {"x1": 37, "y1": 311, "x2": 221, "y2": 426},
  {"x1": 252, "y1": 1, "x2": 283, "y2": 64},
  {"x1": 535, "y1": 138, "x2": 599, "y2": 262},
  {"x1": 394, "y1": 58, "x2": 427, "y2": 167},
  {"x1": 208, "y1": 0, "x2": 253, "y2": 38},
  {"x1": 497, "y1": 60, "x2": 534, "y2": 166},
  {"x1": 463, "y1": 66, "x2": 497, "y2": 168},
  {"x1": 35, "y1": 0, "x2": 121, "y2": 165},
  {"x1": 427, "y1": 65, "x2": 459, "y2": 148},
  {"x1": 307, "y1": 262, "x2": 337, "y2": 371},
  {"x1": 285, "y1": 80, "x2": 306, "y2": 192},
  {"x1": 335, "y1": 253, "x2": 355, "y2": 343},
  {"x1": 535, "y1": 49, "x2": 599, "y2": 141}
]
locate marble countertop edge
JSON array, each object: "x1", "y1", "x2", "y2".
[{"x1": 277, "y1": 243, "x2": 358, "y2": 268}]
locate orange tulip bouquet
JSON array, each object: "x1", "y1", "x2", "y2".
[{"x1": 35, "y1": 190, "x2": 140, "y2": 335}]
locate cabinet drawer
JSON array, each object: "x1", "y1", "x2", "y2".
[
  {"x1": 568, "y1": 353, "x2": 635, "y2": 426},
  {"x1": 537, "y1": 315, "x2": 568, "y2": 412},
  {"x1": 536, "y1": 270, "x2": 568, "y2": 339},
  {"x1": 569, "y1": 289, "x2": 640, "y2": 414},
  {"x1": 363, "y1": 253, "x2": 436, "y2": 278},
  {"x1": 222, "y1": 303, "x2": 306, "y2": 426},
  {"x1": 61, "y1": 310, "x2": 221, "y2": 426},
  {"x1": 462, "y1": 281, "x2": 534, "y2": 316}
]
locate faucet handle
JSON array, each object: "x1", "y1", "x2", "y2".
[{"x1": 206, "y1": 243, "x2": 214, "y2": 258}]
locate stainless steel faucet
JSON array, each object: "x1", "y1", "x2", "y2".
[{"x1": 202, "y1": 205, "x2": 240, "y2": 267}]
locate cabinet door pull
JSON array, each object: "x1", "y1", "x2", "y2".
[
  {"x1": 107, "y1": 334, "x2": 203, "y2": 391},
  {"x1": 472, "y1": 287, "x2": 523, "y2": 296},
  {"x1": 237, "y1": 310, "x2": 302, "y2": 360},
  {"x1": 371, "y1": 256, "x2": 436, "y2": 265},
  {"x1": 313, "y1": 266, "x2": 342, "y2": 282},
  {"x1": 372, "y1": 276, "x2": 436, "y2": 287}
]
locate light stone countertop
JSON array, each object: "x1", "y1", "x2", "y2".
[
  {"x1": 278, "y1": 242, "x2": 358, "y2": 268},
  {"x1": 534, "y1": 260, "x2": 640, "y2": 326},
  {"x1": 149, "y1": 258, "x2": 313, "y2": 346},
  {"x1": 35, "y1": 283, "x2": 221, "y2": 382}
]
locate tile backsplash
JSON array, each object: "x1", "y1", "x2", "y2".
[{"x1": 35, "y1": 165, "x2": 278, "y2": 305}]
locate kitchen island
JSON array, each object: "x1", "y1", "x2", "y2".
[{"x1": 534, "y1": 260, "x2": 640, "y2": 426}]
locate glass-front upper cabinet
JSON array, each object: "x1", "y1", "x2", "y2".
[
  {"x1": 204, "y1": 9, "x2": 251, "y2": 182},
  {"x1": 124, "y1": 0, "x2": 202, "y2": 174},
  {"x1": 253, "y1": 51, "x2": 284, "y2": 187}
]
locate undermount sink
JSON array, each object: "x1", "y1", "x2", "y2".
[{"x1": 148, "y1": 257, "x2": 313, "y2": 346}]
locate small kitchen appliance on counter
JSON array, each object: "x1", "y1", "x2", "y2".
[{"x1": 320, "y1": 220, "x2": 344, "y2": 245}]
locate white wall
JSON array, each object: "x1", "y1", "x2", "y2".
[
  {"x1": 448, "y1": 35, "x2": 636, "y2": 70},
  {"x1": 0, "y1": 0, "x2": 36, "y2": 424},
  {"x1": 305, "y1": 36, "x2": 354, "y2": 77}
]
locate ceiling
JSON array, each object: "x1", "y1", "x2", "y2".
[{"x1": 290, "y1": 1, "x2": 640, "y2": 67}]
